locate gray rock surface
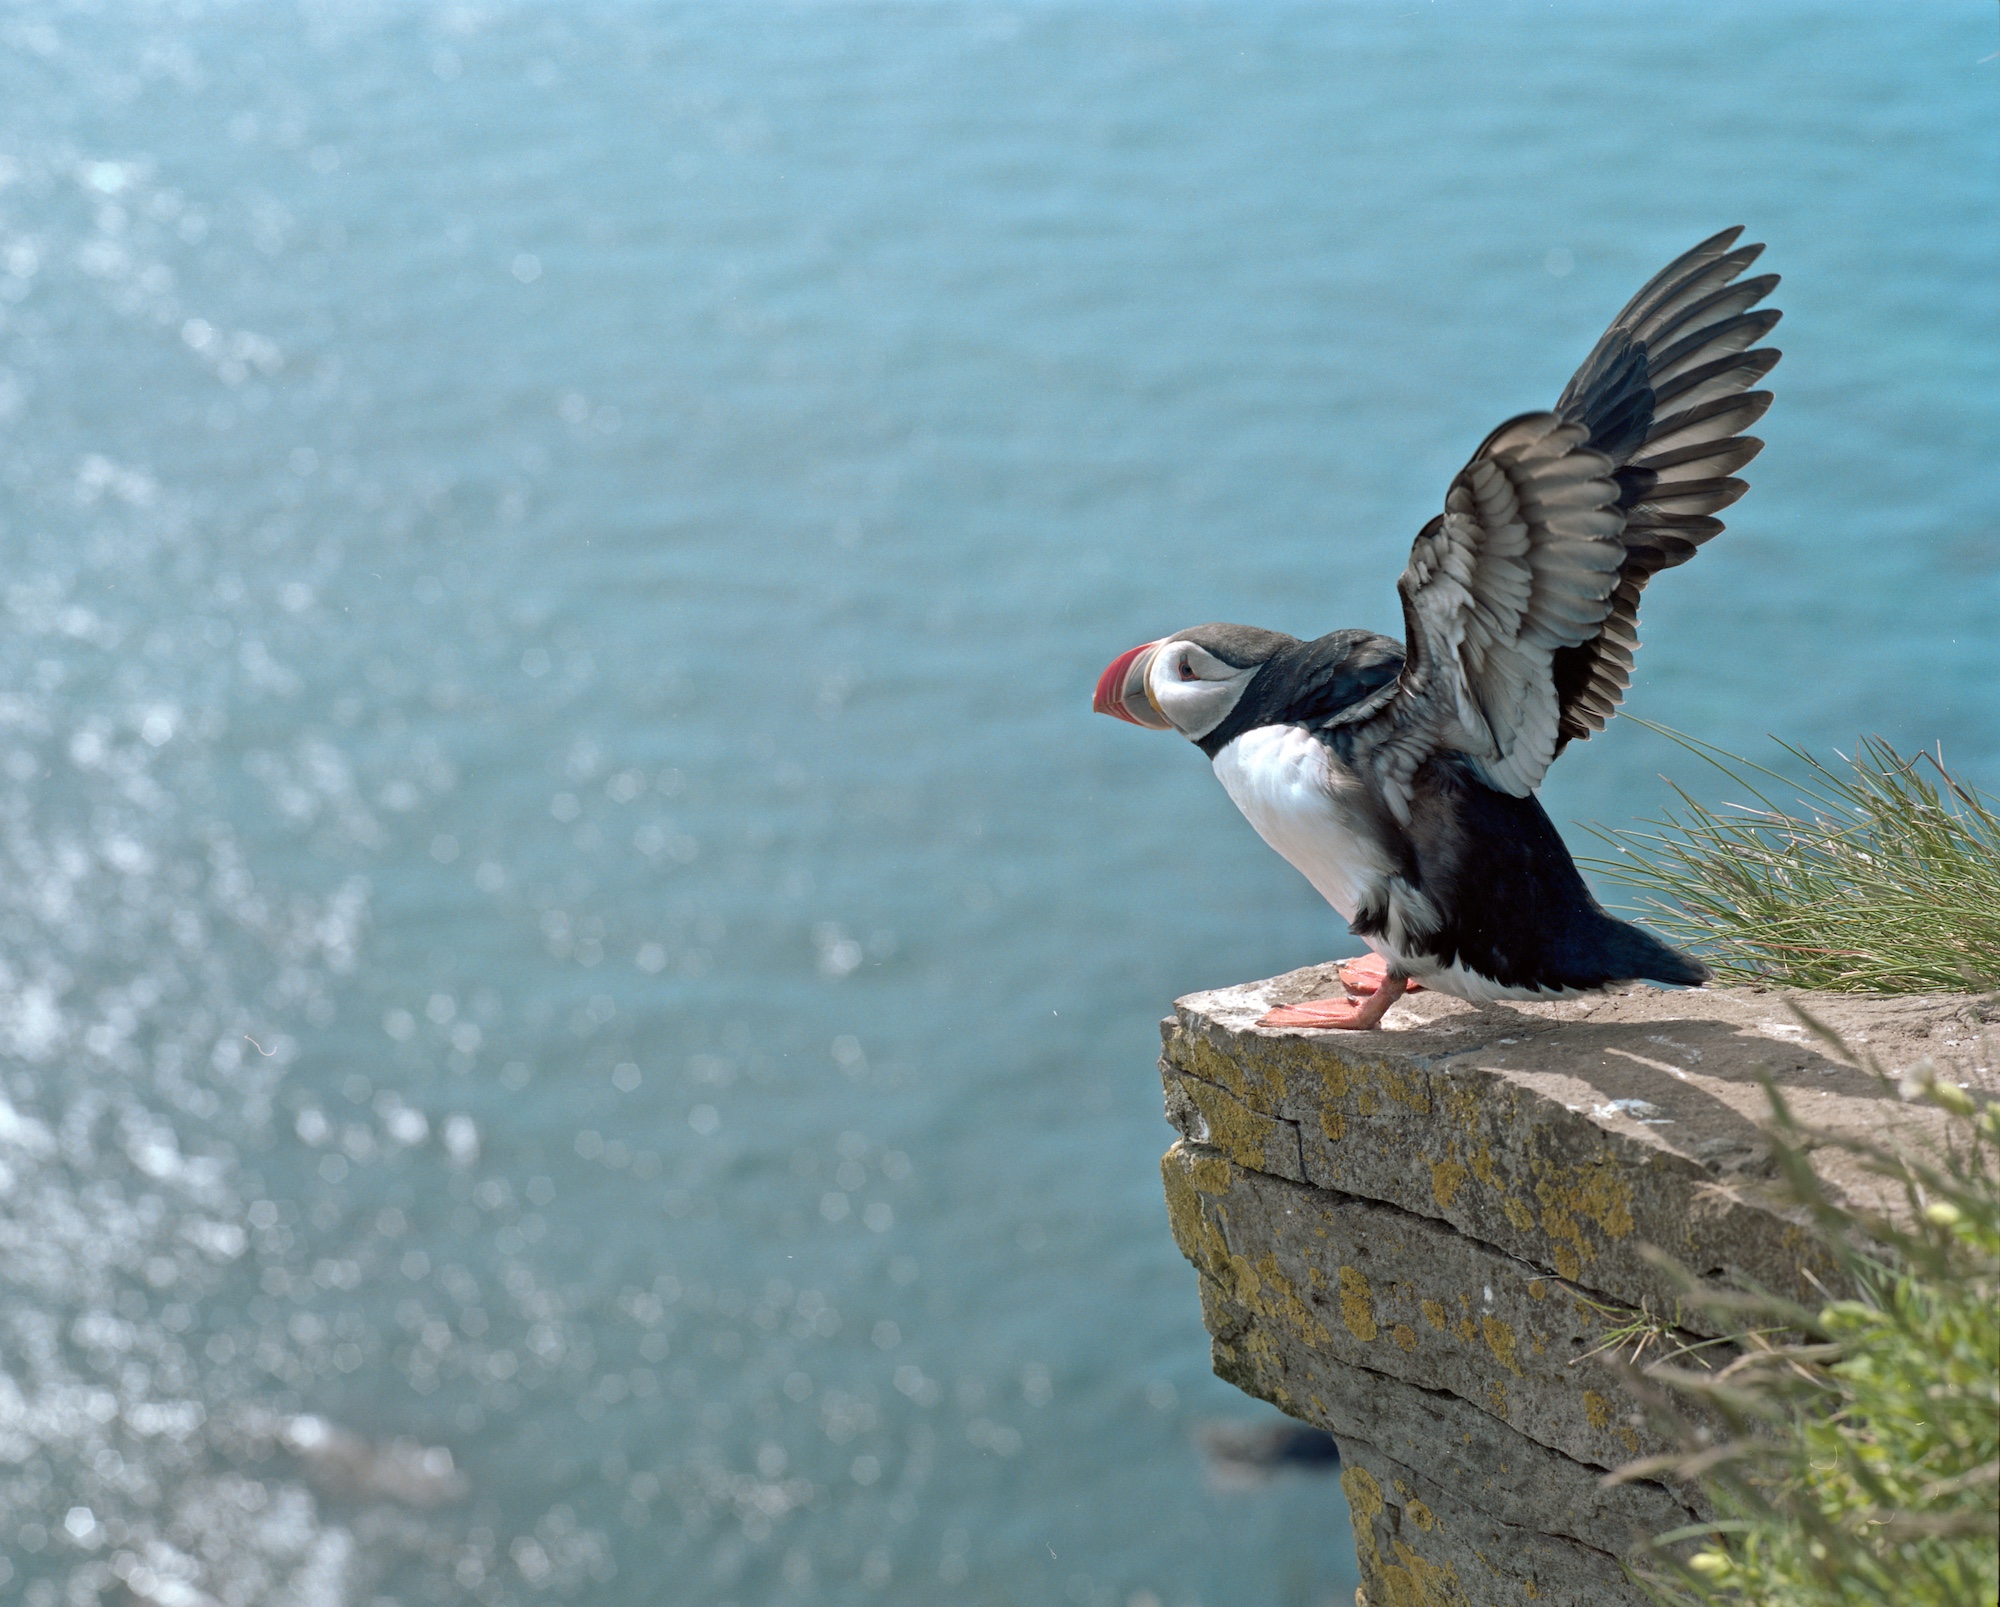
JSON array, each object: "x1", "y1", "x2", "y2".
[
  {"x1": 1191, "y1": 1259, "x2": 1700, "y2": 1555},
  {"x1": 1335, "y1": 1433, "x2": 1651, "y2": 1607},
  {"x1": 1164, "y1": 967, "x2": 1993, "y2": 1326},
  {"x1": 1157, "y1": 967, "x2": 1997, "y2": 1606},
  {"x1": 1163, "y1": 1140, "x2": 1716, "y2": 1477}
]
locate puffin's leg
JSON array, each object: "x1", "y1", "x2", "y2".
[
  {"x1": 1258, "y1": 972, "x2": 1407, "y2": 1031},
  {"x1": 1336, "y1": 954, "x2": 1424, "y2": 997}
]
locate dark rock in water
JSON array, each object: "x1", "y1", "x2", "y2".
[{"x1": 1197, "y1": 1418, "x2": 1341, "y2": 1487}]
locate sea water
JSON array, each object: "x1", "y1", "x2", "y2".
[{"x1": 0, "y1": 5, "x2": 1993, "y2": 1605}]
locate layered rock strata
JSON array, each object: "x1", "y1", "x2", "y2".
[{"x1": 1158, "y1": 963, "x2": 1991, "y2": 1607}]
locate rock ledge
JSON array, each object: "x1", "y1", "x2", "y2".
[{"x1": 1158, "y1": 965, "x2": 1992, "y2": 1607}]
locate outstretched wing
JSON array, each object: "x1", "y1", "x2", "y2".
[
  {"x1": 1550, "y1": 226, "x2": 1781, "y2": 746},
  {"x1": 1355, "y1": 413, "x2": 1627, "y2": 815},
  {"x1": 1348, "y1": 229, "x2": 1781, "y2": 817}
]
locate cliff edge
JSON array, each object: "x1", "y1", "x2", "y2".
[{"x1": 1158, "y1": 964, "x2": 1993, "y2": 1607}]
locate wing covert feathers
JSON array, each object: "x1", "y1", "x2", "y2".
[
  {"x1": 1360, "y1": 229, "x2": 1781, "y2": 813},
  {"x1": 1378, "y1": 414, "x2": 1624, "y2": 812}
]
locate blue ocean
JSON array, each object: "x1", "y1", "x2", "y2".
[{"x1": 0, "y1": 4, "x2": 1992, "y2": 1605}]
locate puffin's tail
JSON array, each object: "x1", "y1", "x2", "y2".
[{"x1": 1585, "y1": 908, "x2": 1710, "y2": 989}]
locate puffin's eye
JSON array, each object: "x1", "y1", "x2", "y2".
[{"x1": 1178, "y1": 658, "x2": 1197, "y2": 681}]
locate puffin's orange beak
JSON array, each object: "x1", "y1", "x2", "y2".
[{"x1": 1092, "y1": 641, "x2": 1172, "y2": 729}]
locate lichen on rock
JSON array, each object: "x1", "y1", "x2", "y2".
[{"x1": 1158, "y1": 964, "x2": 1992, "y2": 1607}]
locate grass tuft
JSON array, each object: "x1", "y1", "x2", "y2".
[
  {"x1": 1616, "y1": 1029, "x2": 2000, "y2": 1607},
  {"x1": 1584, "y1": 725, "x2": 2000, "y2": 992}
]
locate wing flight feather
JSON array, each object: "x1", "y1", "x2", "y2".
[{"x1": 1348, "y1": 228, "x2": 1782, "y2": 815}]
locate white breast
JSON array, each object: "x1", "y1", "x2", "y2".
[{"x1": 1210, "y1": 724, "x2": 1391, "y2": 925}]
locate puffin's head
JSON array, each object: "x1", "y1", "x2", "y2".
[{"x1": 1091, "y1": 623, "x2": 1293, "y2": 742}]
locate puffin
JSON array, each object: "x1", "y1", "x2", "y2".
[{"x1": 1094, "y1": 228, "x2": 1780, "y2": 1030}]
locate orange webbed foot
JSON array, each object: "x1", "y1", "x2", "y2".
[
  {"x1": 1336, "y1": 954, "x2": 1423, "y2": 997},
  {"x1": 1257, "y1": 979, "x2": 1402, "y2": 1032}
]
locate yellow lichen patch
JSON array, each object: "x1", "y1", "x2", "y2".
[
  {"x1": 1619, "y1": 1425, "x2": 1640, "y2": 1453},
  {"x1": 1429, "y1": 1155, "x2": 1469, "y2": 1211},
  {"x1": 1216, "y1": 1247, "x2": 1264, "y2": 1307},
  {"x1": 1159, "y1": 1149, "x2": 1262, "y2": 1305},
  {"x1": 1455, "y1": 1316, "x2": 1476, "y2": 1344},
  {"x1": 1487, "y1": 1378, "x2": 1509, "y2": 1417},
  {"x1": 1316, "y1": 1055, "x2": 1355, "y2": 1100},
  {"x1": 1167, "y1": 1028, "x2": 1253, "y2": 1103},
  {"x1": 1321, "y1": 1107, "x2": 1347, "y2": 1143},
  {"x1": 1158, "y1": 1150, "x2": 1209, "y2": 1257},
  {"x1": 1179, "y1": 1076, "x2": 1286, "y2": 1174},
  {"x1": 1392, "y1": 1323, "x2": 1417, "y2": 1352},
  {"x1": 1187, "y1": 1150, "x2": 1235, "y2": 1198},
  {"x1": 1380, "y1": 1066, "x2": 1432, "y2": 1115},
  {"x1": 1479, "y1": 1316, "x2": 1523, "y2": 1378},
  {"x1": 1442, "y1": 1082, "x2": 1481, "y2": 1130},
  {"x1": 1347, "y1": 1463, "x2": 1477, "y2": 1607},
  {"x1": 1337, "y1": 1265, "x2": 1378, "y2": 1342},
  {"x1": 1388, "y1": 1538, "x2": 1476, "y2": 1607},
  {"x1": 1525, "y1": 1279, "x2": 1547, "y2": 1301},
  {"x1": 1529, "y1": 1332, "x2": 1546, "y2": 1356},
  {"x1": 1539, "y1": 1200, "x2": 1585, "y2": 1265},
  {"x1": 1343, "y1": 1464, "x2": 1386, "y2": 1523},
  {"x1": 1534, "y1": 1155, "x2": 1636, "y2": 1241},
  {"x1": 1254, "y1": 1253, "x2": 1334, "y2": 1349},
  {"x1": 1354, "y1": 1086, "x2": 1380, "y2": 1116},
  {"x1": 1405, "y1": 1499, "x2": 1437, "y2": 1533},
  {"x1": 1261, "y1": 1036, "x2": 1360, "y2": 1110},
  {"x1": 1171, "y1": 1151, "x2": 1380, "y2": 1364},
  {"x1": 1582, "y1": 1390, "x2": 1612, "y2": 1430},
  {"x1": 1501, "y1": 1196, "x2": 1537, "y2": 1234},
  {"x1": 1528, "y1": 1151, "x2": 1639, "y2": 1286},
  {"x1": 1240, "y1": 1324, "x2": 1286, "y2": 1397},
  {"x1": 1466, "y1": 1139, "x2": 1501, "y2": 1188},
  {"x1": 1420, "y1": 1299, "x2": 1448, "y2": 1331}
]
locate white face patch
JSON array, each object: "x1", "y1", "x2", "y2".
[{"x1": 1145, "y1": 640, "x2": 1259, "y2": 741}]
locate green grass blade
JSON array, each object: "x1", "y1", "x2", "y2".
[{"x1": 1581, "y1": 728, "x2": 2000, "y2": 991}]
